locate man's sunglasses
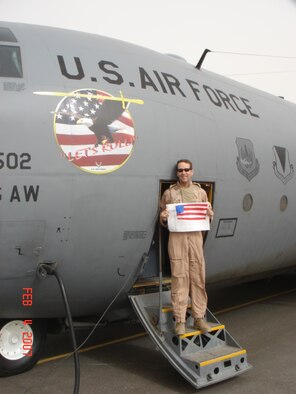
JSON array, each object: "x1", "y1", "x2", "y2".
[{"x1": 177, "y1": 168, "x2": 191, "y2": 173}]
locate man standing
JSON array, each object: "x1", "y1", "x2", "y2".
[{"x1": 159, "y1": 159, "x2": 214, "y2": 336}]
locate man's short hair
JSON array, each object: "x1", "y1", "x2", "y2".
[{"x1": 176, "y1": 159, "x2": 193, "y2": 170}]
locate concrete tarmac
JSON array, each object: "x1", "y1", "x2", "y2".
[{"x1": 1, "y1": 272, "x2": 296, "y2": 394}]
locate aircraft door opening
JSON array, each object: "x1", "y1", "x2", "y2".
[{"x1": 136, "y1": 180, "x2": 214, "y2": 284}]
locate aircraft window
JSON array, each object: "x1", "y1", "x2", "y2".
[
  {"x1": 242, "y1": 193, "x2": 253, "y2": 212},
  {"x1": 280, "y1": 195, "x2": 288, "y2": 212},
  {"x1": 0, "y1": 27, "x2": 17, "y2": 42},
  {"x1": 0, "y1": 45, "x2": 23, "y2": 78}
]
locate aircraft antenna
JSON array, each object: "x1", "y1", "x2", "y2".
[{"x1": 196, "y1": 49, "x2": 211, "y2": 70}]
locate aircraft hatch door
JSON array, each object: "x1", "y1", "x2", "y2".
[{"x1": 129, "y1": 290, "x2": 252, "y2": 389}]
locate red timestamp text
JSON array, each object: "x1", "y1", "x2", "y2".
[{"x1": 22, "y1": 287, "x2": 33, "y2": 357}]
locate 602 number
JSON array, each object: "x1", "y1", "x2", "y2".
[{"x1": 0, "y1": 152, "x2": 31, "y2": 170}]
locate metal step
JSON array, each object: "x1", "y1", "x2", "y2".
[
  {"x1": 129, "y1": 290, "x2": 251, "y2": 389},
  {"x1": 184, "y1": 345, "x2": 246, "y2": 364}
]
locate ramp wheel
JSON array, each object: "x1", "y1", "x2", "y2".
[{"x1": 0, "y1": 319, "x2": 46, "y2": 377}]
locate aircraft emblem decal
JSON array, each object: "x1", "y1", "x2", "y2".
[
  {"x1": 272, "y1": 146, "x2": 294, "y2": 184},
  {"x1": 236, "y1": 138, "x2": 260, "y2": 181},
  {"x1": 35, "y1": 89, "x2": 144, "y2": 174}
]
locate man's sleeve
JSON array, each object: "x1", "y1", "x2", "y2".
[
  {"x1": 160, "y1": 189, "x2": 170, "y2": 211},
  {"x1": 201, "y1": 188, "x2": 208, "y2": 203}
]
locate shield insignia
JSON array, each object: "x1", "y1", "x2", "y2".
[
  {"x1": 236, "y1": 138, "x2": 260, "y2": 181},
  {"x1": 272, "y1": 146, "x2": 294, "y2": 184}
]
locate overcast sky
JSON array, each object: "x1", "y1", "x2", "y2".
[{"x1": 1, "y1": 0, "x2": 296, "y2": 103}]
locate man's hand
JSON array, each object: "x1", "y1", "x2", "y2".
[
  {"x1": 160, "y1": 209, "x2": 169, "y2": 227},
  {"x1": 207, "y1": 203, "x2": 214, "y2": 221}
]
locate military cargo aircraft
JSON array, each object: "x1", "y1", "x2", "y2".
[{"x1": 0, "y1": 21, "x2": 295, "y2": 387}]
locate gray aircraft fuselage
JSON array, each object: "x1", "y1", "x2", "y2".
[{"x1": 0, "y1": 22, "x2": 296, "y2": 321}]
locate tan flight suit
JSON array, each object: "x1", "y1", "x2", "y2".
[{"x1": 160, "y1": 183, "x2": 208, "y2": 323}]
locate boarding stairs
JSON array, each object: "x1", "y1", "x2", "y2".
[{"x1": 129, "y1": 289, "x2": 251, "y2": 389}]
